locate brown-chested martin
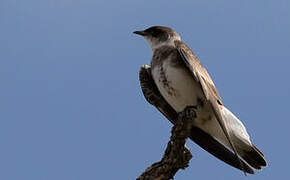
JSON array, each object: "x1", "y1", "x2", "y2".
[{"x1": 134, "y1": 26, "x2": 267, "y2": 174}]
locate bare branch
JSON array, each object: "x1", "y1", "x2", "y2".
[{"x1": 137, "y1": 107, "x2": 196, "y2": 180}]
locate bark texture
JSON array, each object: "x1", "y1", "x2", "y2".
[{"x1": 137, "y1": 107, "x2": 196, "y2": 180}]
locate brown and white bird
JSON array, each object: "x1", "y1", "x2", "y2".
[{"x1": 134, "y1": 26, "x2": 267, "y2": 174}]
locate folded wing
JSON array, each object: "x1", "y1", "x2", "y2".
[{"x1": 139, "y1": 65, "x2": 254, "y2": 174}]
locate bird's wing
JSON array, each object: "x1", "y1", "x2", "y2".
[
  {"x1": 139, "y1": 65, "x2": 254, "y2": 174},
  {"x1": 174, "y1": 40, "x2": 246, "y2": 173}
]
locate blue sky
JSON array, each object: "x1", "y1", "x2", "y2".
[{"x1": 0, "y1": 0, "x2": 289, "y2": 179}]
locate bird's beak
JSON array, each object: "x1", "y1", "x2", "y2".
[{"x1": 133, "y1": 30, "x2": 148, "y2": 36}]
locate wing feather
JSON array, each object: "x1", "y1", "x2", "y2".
[
  {"x1": 139, "y1": 65, "x2": 253, "y2": 174},
  {"x1": 174, "y1": 40, "x2": 246, "y2": 173}
]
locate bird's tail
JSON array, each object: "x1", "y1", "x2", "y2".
[
  {"x1": 221, "y1": 106, "x2": 267, "y2": 170},
  {"x1": 241, "y1": 144, "x2": 267, "y2": 170}
]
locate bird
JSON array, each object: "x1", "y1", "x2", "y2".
[{"x1": 134, "y1": 26, "x2": 267, "y2": 174}]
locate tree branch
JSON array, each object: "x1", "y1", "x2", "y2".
[{"x1": 137, "y1": 107, "x2": 196, "y2": 180}]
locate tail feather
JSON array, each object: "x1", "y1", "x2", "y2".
[
  {"x1": 253, "y1": 144, "x2": 265, "y2": 157},
  {"x1": 241, "y1": 144, "x2": 267, "y2": 170},
  {"x1": 190, "y1": 127, "x2": 254, "y2": 174}
]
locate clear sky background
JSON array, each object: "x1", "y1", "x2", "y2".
[{"x1": 0, "y1": 0, "x2": 289, "y2": 179}]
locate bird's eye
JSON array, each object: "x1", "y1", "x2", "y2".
[
  {"x1": 144, "y1": 27, "x2": 164, "y2": 38},
  {"x1": 151, "y1": 30, "x2": 162, "y2": 37}
]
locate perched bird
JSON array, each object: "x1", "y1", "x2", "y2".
[{"x1": 134, "y1": 26, "x2": 267, "y2": 174}]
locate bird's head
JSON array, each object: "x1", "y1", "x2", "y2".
[{"x1": 134, "y1": 26, "x2": 181, "y2": 51}]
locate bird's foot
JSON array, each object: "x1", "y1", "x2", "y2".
[{"x1": 178, "y1": 106, "x2": 197, "y2": 125}]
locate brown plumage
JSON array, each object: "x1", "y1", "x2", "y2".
[
  {"x1": 139, "y1": 65, "x2": 255, "y2": 174},
  {"x1": 135, "y1": 26, "x2": 267, "y2": 174}
]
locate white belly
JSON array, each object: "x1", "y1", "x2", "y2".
[
  {"x1": 151, "y1": 61, "x2": 230, "y2": 148},
  {"x1": 151, "y1": 60, "x2": 203, "y2": 113},
  {"x1": 151, "y1": 61, "x2": 253, "y2": 152}
]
